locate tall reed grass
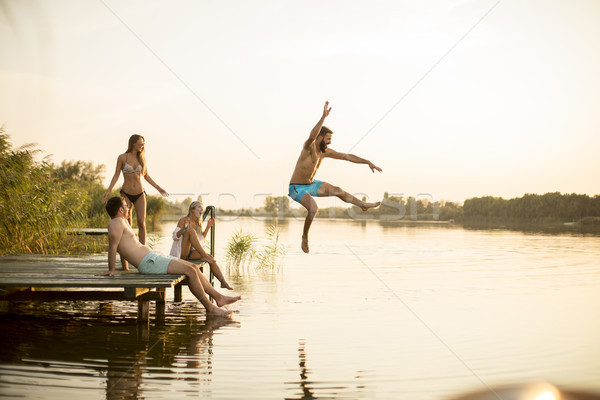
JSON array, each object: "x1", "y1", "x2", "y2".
[
  {"x1": 0, "y1": 130, "x2": 106, "y2": 254},
  {"x1": 224, "y1": 224, "x2": 287, "y2": 274},
  {"x1": 254, "y1": 224, "x2": 287, "y2": 270},
  {"x1": 224, "y1": 230, "x2": 257, "y2": 273}
]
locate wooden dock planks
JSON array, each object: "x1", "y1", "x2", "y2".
[{"x1": 0, "y1": 254, "x2": 199, "y2": 324}]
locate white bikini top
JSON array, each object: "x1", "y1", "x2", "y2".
[{"x1": 122, "y1": 154, "x2": 142, "y2": 174}]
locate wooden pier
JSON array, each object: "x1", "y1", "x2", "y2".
[
  {"x1": 1, "y1": 207, "x2": 217, "y2": 325},
  {"x1": 0, "y1": 254, "x2": 205, "y2": 324}
]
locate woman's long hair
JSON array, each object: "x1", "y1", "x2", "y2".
[
  {"x1": 126, "y1": 134, "x2": 147, "y2": 174},
  {"x1": 187, "y1": 201, "x2": 203, "y2": 219}
]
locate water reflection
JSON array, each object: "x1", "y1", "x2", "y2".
[
  {"x1": 462, "y1": 221, "x2": 600, "y2": 236},
  {"x1": 285, "y1": 340, "x2": 371, "y2": 400},
  {"x1": 261, "y1": 217, "x2": 292, "y2": 229},
  {"x1": 286, "y1": 340, "x2": 315, "y2": 400},
  {"x1": 0, "y1": 303, "x2": 238, "y2": 399}
]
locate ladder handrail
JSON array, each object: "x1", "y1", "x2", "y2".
[{"x1": 202, "y1": 205, "x2": 216, "y2": 285}]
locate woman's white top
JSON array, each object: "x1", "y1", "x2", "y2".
[{"x1": 169, "y1": 227, "x2": 182, "y2": 257}]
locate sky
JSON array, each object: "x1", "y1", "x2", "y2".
[{"x1": 1, "y1": 0, "x2": 599, "y2": 209}]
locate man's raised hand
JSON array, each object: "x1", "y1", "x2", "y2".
[{"x1": 322, "y1": 101, "x2": 332, "y2": 119}]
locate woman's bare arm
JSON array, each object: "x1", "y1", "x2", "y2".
[{"x1": 102, "y1": 155, "x2": 124, "y2": 203}]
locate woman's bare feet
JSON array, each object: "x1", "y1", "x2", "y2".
[
  {"x1": 221, "y1": 281, "x2": 233, "y2": 290},
  {"x1": 216, "y1": 294, "x2": 241, "y2": 308},
  {"x1": 301, "y1": 235, "x2": 309, "y2": 253},
  {"x1": 360, "y1": 201, "x2": 381, "y2": 212}
]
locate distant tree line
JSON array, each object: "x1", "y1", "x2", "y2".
[
  {"x1": 218, "y1": 193, "x2": 463, "y2": 221},
  {"x1": 463, "y1": 193, "x2": 600, "y2": 224},
  {"x1": 370, "y1": 192, "x2": 463, "y2": 221},
  {"x1": 226, "y1": 192, "x2": 600, "y2": 226}
]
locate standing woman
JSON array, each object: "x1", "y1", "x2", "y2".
[{"x1": 102, "y1": 134, "x2": 168, "y2": 244}]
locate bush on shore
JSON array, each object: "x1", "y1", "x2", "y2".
[{"x1": 0, "y1": 130, "x2": 106, "y2": 254}]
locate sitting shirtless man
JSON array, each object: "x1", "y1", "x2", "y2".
[
  {"x1": 289, "y1": 101, "x2": 382, "y2": 253},
  {"x1": 96, "y1": 196, "x2": 240, "y2": 317}
]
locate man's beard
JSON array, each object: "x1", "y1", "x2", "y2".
[{"x1": 319, "y1": 141, "x2": 328, "y2": 153}]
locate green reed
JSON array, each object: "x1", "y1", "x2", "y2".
[
  {"x1": 224, "y1": 230, "x2": 257, "y2": 273},
  {"x1": 224, "y1": 224, "x2": 287, "y2": 273},
  {"x1": 0, "y1": 131, "x2": 101, "y2": 254},
  {"x1": 254, "y1": 224, "x2": 288, "y2": 270}
]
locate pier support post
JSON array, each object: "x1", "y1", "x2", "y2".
[
  {"x1": 137, "y1": 323, "x2": 149, "y2": 341},
  {"x1": 155, "y1": 288, "x2": 166, "y2": 324},
  {"x1": 137, "y1": 299, "x2": 150, "y2": 324},
  {"x1": 174, "y1": 283, "x2": 183, "y2": 302}
]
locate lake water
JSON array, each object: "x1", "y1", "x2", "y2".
[{"x1": 1, "y1": 217, "x2": 599, "y2": 399}]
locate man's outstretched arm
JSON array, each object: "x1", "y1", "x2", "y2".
[
  {"x1": 304, "y1": 101, "x2": 332, "y2": 149},
  {"x1": 325, "y1": 149, "x2": 383, "y2": 173}
]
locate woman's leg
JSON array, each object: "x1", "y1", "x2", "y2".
[
  {"x1": 204, "y1": 255, "x2": 232, "y2": 290},
  {"x1": 183, "y1": 228, "x2": 232, "y2": 289},
  {"x1": 133, "y1": 193, "x2": 147, "y2": 245},
  {"x1": 121, "y1": 195, "x2": 133, "y2": 227}
]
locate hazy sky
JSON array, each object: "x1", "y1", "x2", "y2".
[{"x1": 1, "y1": 0, "x2": 599, "y2": 209}]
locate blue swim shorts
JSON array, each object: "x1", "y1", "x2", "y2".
[
  {"x1": 137, "y1": 251, "x2": 177, "y2": 274},
  {"x1": 288, "y1": 180, "x2": 323, "y2": 203}
]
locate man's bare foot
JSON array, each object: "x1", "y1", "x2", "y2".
[
  {"x1": 360, "y1": 201, "x2": 381, "y2": 212},
  {"x1": 221, "y1": 281, "x2": 233, "y2": 290},
  {"x1": 206, "y1": 304, "x2": 232, "y2": 317},
  {"x1": 301, "y1": 236, "x2": 309, "y2": 253},
  {"x1": 216, "y1": 294, "x2": 241, "y2": 307}
]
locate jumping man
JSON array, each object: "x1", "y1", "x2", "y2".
[{"x1": 288, "y1": 101, "x2": 382, "y2": 253}]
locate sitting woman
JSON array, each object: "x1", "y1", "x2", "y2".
[{"x1": 170, "y1": 201, "x2": 232, "y2": 290}]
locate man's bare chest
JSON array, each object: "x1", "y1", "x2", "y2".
[{"x1": 301, "y1": 150, "x2": 324, "y2": 168}]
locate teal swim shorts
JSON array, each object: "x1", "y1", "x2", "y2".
[
  {"x1": 137, "y1": 251, "x2": 176, "y2": 274},
  {"x1": 288, "y1": 180, "x2": 323, "y2": 203}
]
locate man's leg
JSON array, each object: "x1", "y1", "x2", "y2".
[
  {"x1": 299, "y1": 193, "x2": 319, "y2": 253},
  {"x1": 183, "y1": 229, "x2": 233, "y2": 290},
  {"x1": 317, "y1": 182, "x2": 380, "y2": 211},
  {"x1": 166, "y1": 259, "x2": 240, "y2": 316}
]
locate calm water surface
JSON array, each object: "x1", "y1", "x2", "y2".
[{"x1": 1, "y1": 218, "x2": 599, "y2": 399}]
